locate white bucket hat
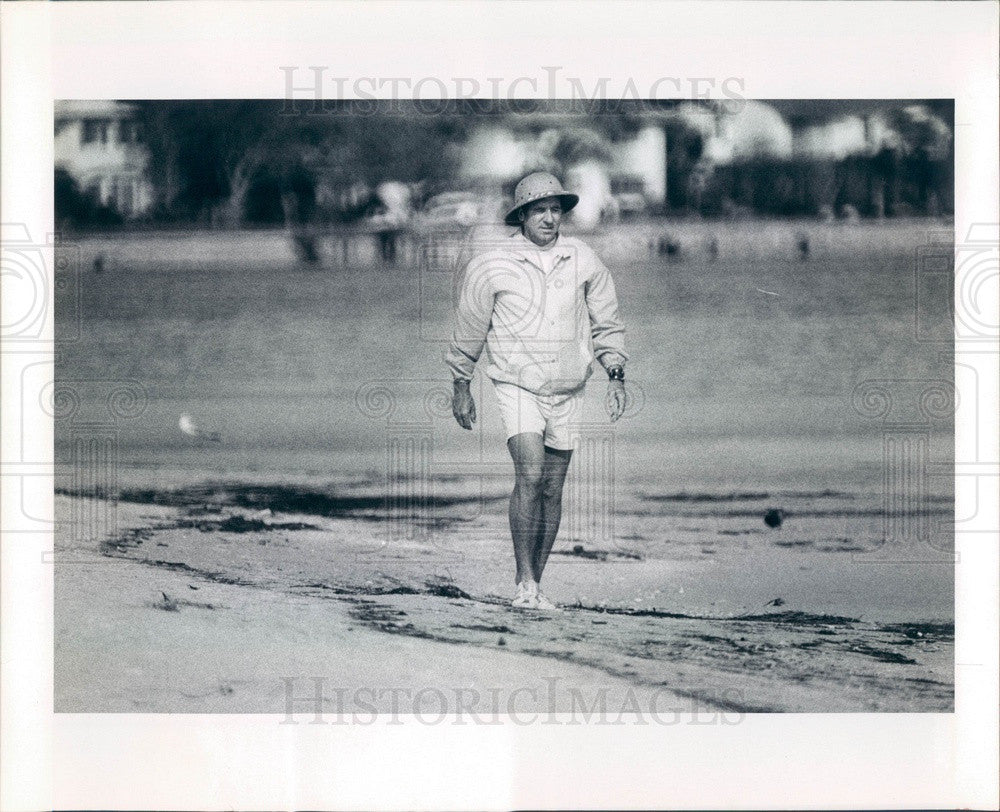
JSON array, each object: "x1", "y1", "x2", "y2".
[{"x1": 503, "y1": 172, "x2": 580, "y2": 226}]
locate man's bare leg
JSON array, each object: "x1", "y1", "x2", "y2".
[
  {"x1": 533, "y1": 445, "x2": 573, "y2": 584},
  {"x1": 507, "y1": 433, "x2": 546, "y2": 588}
]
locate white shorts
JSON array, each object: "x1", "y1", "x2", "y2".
[{"x1": 492, "y1": 380, "x2": 585, "y2": 451}]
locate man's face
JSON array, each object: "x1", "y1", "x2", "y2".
[{"x1": 520, "y1": 196, "x2": 562, "y2": 247}]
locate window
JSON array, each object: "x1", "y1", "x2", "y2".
[
  {"x1": 81, "y1": 119, "x2": 110, "y2": 146},
  {"x1": 118, "y1": 120, "x2": 141, "y2": 144},
  {"x1": 84, "y1": 179, "x2": 103, "y2": 204},
  {"x1": 114, "y1": 177, "x2": 135, "y2": 215}
]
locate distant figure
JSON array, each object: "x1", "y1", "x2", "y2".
[
  {"x1": 764, "y1": 508, "x2": 785, "y2": 528},
  {"x1": 840, "y1": 204, "x2": 860, "y2": 223},
  {"x1": 92, "y1": 253, "x2": 105, "y2": 274},
  {"x1": 372, "y1": 181, "x2": 412, "y2": 264},
  {"x1": 321, "y1": 179, "x2": 376, "y2": 265},
  {"x1": 447, "y1": 172, "x2": 629, "y2": 611},
  {"x1": 796, "y1": 231, "x2": 810, "y2": 261},
  {"x1": 292, "y1": 232, "x2": 320, "y2": 263},
  {"x1": 705, "y1": 234, "x2": 719, "y2": 261},
  {"x1": 377, "y1": 231, "x2": 398, "y2": 263},
  {"x1": 282, "y1": 164, "x2": 321, "y2": 263},
  {"x1": 658, "y1": 234, "x2": 681, "y2": 257}
]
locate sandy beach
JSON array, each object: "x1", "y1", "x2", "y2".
[
  {"x1": 53, "y1": 221, "x2": 955, "y2": 714},
  {"x1": 55, "y1": 477, "x2": 953, "y2": 714}
]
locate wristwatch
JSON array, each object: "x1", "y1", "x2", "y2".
[{"x1": 607, "y1": 365, "x2": 625, "y2": 381}]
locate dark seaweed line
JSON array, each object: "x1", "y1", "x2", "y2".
[
  {"x1": 93, "y1": 546, "x2": 951, "y2": 712},
  {"x1": 633, "y1": 507, "x2": 953, "y2": 519},
  {"x1": 341, "y1": 600, "x2": 772, "y2": 714},
  {"x1": 95, "y1": 541, "x2": 774, "y2": 712},
  {"x1": 58, "y1": 484, "x2": 504, "y2": 516},
  {"x1": 104, "y1": 542, "x2": 914, "y2": 636},
  {"x1": 638, "y1": 489, "x2": 952, "y2": 504},
  {"x1": 63, "y1": 485, "x2": 954, "y2": 524},
  {"x1": 95, "y1": 525, "x2": 950, "y2": 662}
]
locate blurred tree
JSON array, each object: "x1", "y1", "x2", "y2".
[
  {"x1": 133, "y1": 101, "x2": 323, "y2": 225},
  {"x1": 663, "y1": 119, "x2": 705, "y2": 211},
  {"x1": 886, "y1": 105, "x2": 952, "y2": 214},
  {"x1": 54, "y1": 168, "x2": 91, "y2": 228},
  {"x1": 128, "y1": 99, "x2": 953, "y2": 225},
  {"x1": 323, "y1": 107, "x2": 470, "y2": 185},
  {"x1": 549, "y1": 126, "x2": 613, "y2": 166},
  {"x1": 53, "y1": 168, "x2": 123, "y2": 228},
  {"x1": 133, "y1": 100, "x2": 470, "y2": 227},
  {"x1": 131, "y1": 102, "x2": 183, "y2": 218}
]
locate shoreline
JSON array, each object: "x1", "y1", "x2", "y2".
[{"x1": 55, "y1": 481, "x2": 954, "y2": 714}]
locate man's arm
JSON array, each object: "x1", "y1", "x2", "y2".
[
  {"x1": 584, "y1": 254, "x2": 628, "y2": 422},
  {"x1": 597, "y1": 351, "x2": 627, "y2": 373},
  {"x1": 445, "y1": 255, "x2": 493, "y2": 429},
  {"x1": 445, "y1": 255, "x2": 493, "y2": 382},
  {"x1": 584, "y1": 255, "x2": 628, "y2": 369}
]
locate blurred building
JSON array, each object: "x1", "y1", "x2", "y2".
[
  {"x1": 661, "y1": 100, "x2": 953, "y2": 217},
  {"x1": 456, "y1": 119, "x2": 667, "y2": 229},
  {"x1": 53, "y1": 98, "x2": 952, "y2": 229},
  {"x1": 54, "y1": 100, "x2": 154, "y2": 218}
]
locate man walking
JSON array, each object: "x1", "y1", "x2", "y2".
[{"x1": 446, "y1": 172, "x2": 629, "y2": 610}]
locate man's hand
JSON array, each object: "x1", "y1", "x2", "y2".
[
  {"x1": 452, "y1": 380, "x2": 476, "y2": 430},
  {"x1": 605, "y1": 379, "x2": 626, "y2": 423}
]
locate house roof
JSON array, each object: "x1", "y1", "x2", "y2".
[
  {"x1": 54, "y1": 100, "x2": 139, "y2": 122},
  {"x1": 763, "y1": 99, "x2": 952, "y2": 124}
]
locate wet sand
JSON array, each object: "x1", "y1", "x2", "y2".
[{"x1": 54, "y1": 478, "x2": 953, "y2": 714}]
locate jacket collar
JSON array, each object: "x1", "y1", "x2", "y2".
[{"x1": 508, "y1": 230, "x2": 573, "y2": 264}]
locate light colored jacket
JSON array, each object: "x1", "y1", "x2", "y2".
[{"x1": 445, "y1": 231, "x2": 628, "y2": 395}]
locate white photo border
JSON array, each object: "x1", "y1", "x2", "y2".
[{"x1": 2, "y1": 1, "x2": 998, "y2": 809}]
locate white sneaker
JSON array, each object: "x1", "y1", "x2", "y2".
[
  {"x1": 511, "y1": 581, "x2": 538, "y2": 609},
  {"x1": 534, "y1": 590, "x2": 562, "y2": 612}
]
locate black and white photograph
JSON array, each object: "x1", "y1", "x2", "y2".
[
  {"x1": 2, "y1": 1, "x2": 998, "y2": 810},
  {"x1": 52, "y1": 96, "x2": 959, "y2": 714}
]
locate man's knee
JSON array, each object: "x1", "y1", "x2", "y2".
[
  {"x1": 514, "y1": 468, "x2": 545, "y2": 495},
  {"x1": 541, "y1": 474, "x2": 567, "y2": 502}
]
